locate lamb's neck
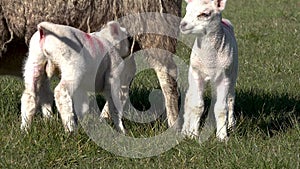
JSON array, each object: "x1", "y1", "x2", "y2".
[{"x1": 195, "y1": 23, "x2": 225, "y2": 51}]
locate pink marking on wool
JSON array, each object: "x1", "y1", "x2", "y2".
[
  {"x1": 188, "y1": 0, "x2": 193, "y2": 2},
  {"x1": 84, "y1": 33, "x2": 96, "y2": 54},
  {"x1": 85, "y1": 33, "x2": 92, "y2": 41},
  {"x1": 85, "y1": 33, "x2": 94, "y2": 47},
  {"x1": 221, "y1": 20, "x2": 230, "y2": 28},
  {"x1": 221, "y1": 20, "x2": 234, "y2": 36},
  {"x1": 84, "y1": 33, "x2": 105, "y2": 55},
  {"x1": 95, "y1": 38, "x2": 105, "y2": 52},
  {"x1": 39, "y1": 28, "x2": 45, "y2": 49}
]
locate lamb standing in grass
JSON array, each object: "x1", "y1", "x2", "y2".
[
  {"x1": 21, "y1": 21, "x2": 134, "y2": 133},
  {"x1": 180, "y1": 0, "x2": 238, "y2": 141}
]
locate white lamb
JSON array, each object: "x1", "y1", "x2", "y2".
[
  {"x1": 21, "y1": 21, "x2": 134, "y2": 133},
  {"x1": 180, "y1": 0, "x2": 238, "y2": 141}
]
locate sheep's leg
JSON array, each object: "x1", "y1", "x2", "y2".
[
  {"x1": 21, "y1": 74, "x2": 51, "y2": 130},
  {"x1": 100, "y1": 102, "x2": 110, "y2": 119},
  {"x1": 73, "y1": 88, "x2": 89, "y2": 121},
  {"x1": 100, "y1": 81, "x2": 132, "y2": 120},
  {"x1": 156, "y1": 70, "x2": 178, "y2": 127},
  {"x1": 21, "y1": 44, "x2": 47, "y2": 131},
  {"x1": 105, "y1": 96, "x2": 125, "y2": 134},
  {"x1": 100, "y1": 78, "x2": 132, "y2": 122},
  {"x1": 213, "y1": 77, "x2": 230, "y2": 141},
  {"x1": 140, "y1": 49, "x2": 179, "y2": 128},
  {"x1": 101, "y1": 57, "x2": 136, "y2": 120},
  {"x1": 227, "y1": 84, "x2": 236, "y2": 130},
  {"x1": 21, "y1": 91, "x2": 37, "y2": 131},
  {"x1": 103, "y1": 77, "x2": 126, "y2": 134},
  {"x1": 54, "y1": 81, "x2": 77, "y2": 132},
  {"x1": 182, "y1": 67, "x2": 205, "y2": 138}
]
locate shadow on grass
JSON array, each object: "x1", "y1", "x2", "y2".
[
  {"x1": 234, "y1": 89, "x2": 300, "y2": 137},
  {"x1": 114, "y1": 87, "x2": 300, "y2": 138},
  {"x1": 95, "y1": 87, "x2": 154, "y2": 112}
]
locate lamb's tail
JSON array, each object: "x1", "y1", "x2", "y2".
[
  {"x1": 37, "y1": 22, "x2": 56, "y2": 49},
  {"x1": 38, "y1": 22, "x2": 73, "y2": 48},
  {"x1": 37, "y1": 22, "x2": 61, "y2": 78},
  {"x1": 38, "y1": 21, "x2": 62, "y2": 36}
]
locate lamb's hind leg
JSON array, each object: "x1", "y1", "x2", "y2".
[
  {"x1": 21, "y1": 44, "x2": 48, "y2": 131},
  {"x1": 54, "y1": 81, "x2": 77, "y2": 132},
  {"x1": 21, "y1": 90, "x2": 37, "y2": 131},
  {"x1": 21, "y1": 67, "x2": 50, "y2": 130}
]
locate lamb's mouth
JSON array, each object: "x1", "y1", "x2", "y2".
[{"x1": 180, "y1": 27, "x2": 193, "y2": 34}]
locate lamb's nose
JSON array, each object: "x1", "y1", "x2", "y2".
[{"x1": 180, "y1": 21, "x2": 187, "y2": 29}]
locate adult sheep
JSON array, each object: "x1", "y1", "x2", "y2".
[{"x1": 0, "y1": 0, "x2": 182, "y2": 128}]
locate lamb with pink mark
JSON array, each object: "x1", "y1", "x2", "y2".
[
  {"x1": 21, "y1": 21, "x2": 134, "y2": 133},
  {"x1": 180, "y1": 0, "x2": 238, "y2": 141}
]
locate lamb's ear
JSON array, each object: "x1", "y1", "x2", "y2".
[
  {"x1": 214, "y1": 0, "x2": 227, "y2": 11},
  {"x1": 107, "y1": 21, "x2": 122, "y2": 39}
]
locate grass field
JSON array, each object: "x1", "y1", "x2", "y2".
[{"x1": 1, "y1": 0, "x2": 299, "y2": 168}]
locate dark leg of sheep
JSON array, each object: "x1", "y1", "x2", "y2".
[
  {"x1": 156, "y1": 69, "x2": 179, "y2": 128},
  {"x1": 143, "y1": 49, "x2": 179, "y2": 128}
]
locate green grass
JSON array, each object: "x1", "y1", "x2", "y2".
[{"x1": 1, "y1": 0, "x2": 300, "y2": 168}]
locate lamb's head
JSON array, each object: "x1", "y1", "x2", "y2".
[
  {"x1": 95, "y1": 21, "x2": 130, "y2": 58},
  {"x1": 180, "y1": 0, "x2": 227, "y2": 35}
]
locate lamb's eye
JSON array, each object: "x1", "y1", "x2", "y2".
[{"x1": 197, "y1": 12, "x2": 211, "y2": 18}]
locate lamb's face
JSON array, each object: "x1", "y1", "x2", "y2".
[
  {"x1": 180, "y1": 0, "x2": 223, "y2": 35},
  {"x1": 96, "y1": 21, "x2": 130, "y2": 58}
]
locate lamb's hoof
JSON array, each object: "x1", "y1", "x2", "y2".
[
  {"x1": 216, "y1": 133, "x2": 229, "y2": 142},
  {"x1": 227, "y1": 121, "x2": 236, "y2": 132},
  {"x1": 116, "y1": 126, "x2": 126, "y2": 135},
  {"x1": 100, "y1": 111, "x2": 111, "y2": 120},
  {"x1": 64, "y1": 121, "x2": 77, "y2": 133},
  {"x1": 20, "y1": 123, "x2": 30, "y2": 133},
  {"x1": 181, "y1": 129, "x2": 199, "y2": 139}
]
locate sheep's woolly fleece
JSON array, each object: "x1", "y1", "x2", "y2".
[{"x1": 0, "y1": 0, "x2": 182, "y2": 57}]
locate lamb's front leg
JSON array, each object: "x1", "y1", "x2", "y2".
[
  {"x1": 227, "y1": 85, "x2": 236, "y2": 131},
  {"x1": 182, "y1": 67, "x2": 205, "y2": 138},
  {"x1": 101, "y1": 57, "x2": 136, "y2": 120},
  {"x1": 103, "y1": 77, "x2": 126, "y2": 134},
  {"x1": 213, "y1": 77, "x2": 231, "y2": 141},
  {"x1": 105, "y1": 97, "x2": 125, "y2": 134}
]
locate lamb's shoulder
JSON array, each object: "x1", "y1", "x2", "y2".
[{"x1": 189, "y1": 36, "x2": 234, "y2": 79}]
